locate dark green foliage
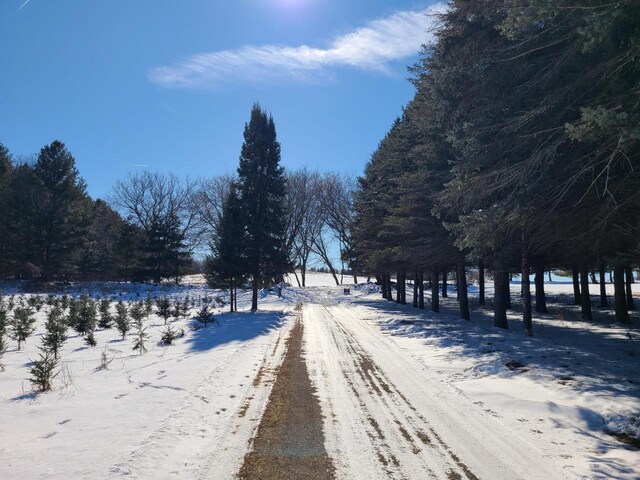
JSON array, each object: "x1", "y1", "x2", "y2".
[
  {"x1": 131, "y1": 314, "x2": 148, "y2": 355},
  {"x1": 42, "y1": 306, "x2": 67, "y2": 359},
  {"x1": 144, "y1": 293, "x2": 154, "y2": 317},
  {"x1": 29, "y1": 348, "x2": 59, "y2": 392},
  {"x1": 155, "y1": 296, "x2": 171, "y2": 325},
  {"x1": 75, "y1": 295, "x2": 97, "y2": 336},
  {"x1": 32, "y1": 141, "x2": 92, "y2": 279},
  {"x1": 160, "y1": 324, "x2": 180, "y2": 346},
  {"x1": 195, "y1": 305, "x2": 218, "y2": 327},
  {"x1": 236, "y1": 104, "x2": 292, "y2": 310},
  {"x1": 98, "y1": 298, "x2": 113, "y2": 329},
  {"x1": 10, "y1": 306, "x2": 36, "y2": 350},
  {"x1": 354, "y1": 0, "x2": 640, "y2": 329},
  {"x1": 115, "y1": 300, "x2": 129, "y2": 338},
  {"x1": 129, "y1": 301, "x2": 146, "y2": 328},
  {"x1": 204, "y1": 184, "x2": 245, "y2": 312},
  {"x1": 141, "y1": 212, "x2": 191, "y2": 283}
]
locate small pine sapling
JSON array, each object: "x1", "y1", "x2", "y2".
[
  {"x1": 144, "y1": 293, "x2": 154, "y2": 318},
  {"x1": 85, "y1": 328, "x2": 97, "y2": 347},
  {"x1": 42, "y1": 306, "x2": 67, "y2": 359},
  {"x1": 98, "y1": 298, "x2": 113, "y2": 329},
  {"x1": 0, "y1": 331, "x2": 7, "y2": 372},
  {"x1": 196, "y1": 305, "x2": 218, "y2": 328},
  {"x1": 0, "y1": 299, "x2": 7, "y2": 338},
  {"x1": 10, "y1": 307, "x2": 36, "y2": 350},
  {"x1": 155, "y1": 296, "x2": 172, "y2": 325},
  {"x1": 181, "y1": 297, "x2": 190, "y2": 317},
  {"x1": 160, "y1": 324, "x2": 179, "y2": 346},
  {"x1": 60, "y1": 295, "x2": 69, "y2": 311},
  {"x1": 129, "y1": 301, "x2": 146, "y2": 327},
  {"x1": 76, "y1": 296, "x2": 97, "y2": 336},
  {"x1": 97, "y1": 346, "x2": 113, "y2": 370},
  {"x1": 131, "y1": 316, "x2": 148, "y2": 355},
  {"x1": 67, "y1": 298, "x2": 80, "y2": 331},
  {"x1": 172, "y1": 301, "x2": 182, "y2": 322},
  {"x1": 29, "y1": 347, "x2": 59, "y2": 392},
  {"x1": 115, "y1": 300, "x2": 129, "y2": 339}
]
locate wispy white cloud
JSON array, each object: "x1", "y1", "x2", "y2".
[
  {"x1": 148, "y1": 3, "x2": 446, "y2": 89},
  {"x1": 17, "y1": 0, "x2": 31, "y2": 11}
]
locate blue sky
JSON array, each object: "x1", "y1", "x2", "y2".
[{"x1": 1, "y1": 0, "x2": 443, "y2": 199}]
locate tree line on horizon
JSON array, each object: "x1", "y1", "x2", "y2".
[
  {"x1": 353, "y1": 0, "x2": 640, "y2": 331},
  {"x1": 0, "y1": 110, "x2": 355, "y2": 302}
]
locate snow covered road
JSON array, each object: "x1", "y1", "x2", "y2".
[{"x1": 304, "y1": 290, "x2": 575, "y2": 480}]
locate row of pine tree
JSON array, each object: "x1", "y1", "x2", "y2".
[
  {"x1": 353, "y1": 0, "x2": 640, "y2": 331},
  {"x1": 0, "y1": 141, "x2": 192, "y2": 283}
]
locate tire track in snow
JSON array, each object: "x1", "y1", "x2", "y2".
[{"x1": 304, "y1": 295, "x2": 575, "y2": 480}]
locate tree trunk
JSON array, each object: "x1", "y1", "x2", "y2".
[
  {"x1": 614, "y1": 265, "x2": 630, "y2": 324},
  {"x1": 230, "y1": 280, "x2": 234, "y2": 312},
  {"x1": 401, "y1": 271, "x2": 407, "y2": 305},
  {"x1": 431, "y1": 270, "x2": 439, "y2": 313},
  {"x1": 479, "y1": 260, "x2": 485, "y2": 306},
  {"x1": 534, "y1": 263, "x2": 547, "y2": 313},
  {"x1": 626, "y1": 266, "x2": 635, "y2": 311},
  {"x1": 522, "y1": 254, "x2": 533, "y2": 336},
  {"x1": 441, "y1": 270, "x2": 448, "y2": 298},
  {"x1": 386, "y1": 274, "x2": 393, "y2": 301},
  {"x1": 418, "y1": 270, "x2": 425, "y2": 310},
  {"x1": 590, "y1": 271, "x2": 597, "y2": 284},
  {"x1": 396, "y1": 271, "x2": 402, "y2": 304},
  {"x1": 413, "y1": 270, "x2": 418, "y2": 308},
  {"x1": 381, "y1": 275, "x2": 388, "y2": 300},
  {"x1": 580, "y1": 265, "x2": 592, "y2": 321},
  {"x1": 599, "y1": 265, "x2": 608, "y2": 308},
  {"x1": 293, "y1": 270, "x2": 302, "y2": 288},
  {"x1": 251, "y1": 277, "x2": 258, "y2": 311},
  {"x1": 457, "y1": 261, "x2": 470, "y2": 321},
  {"x1": 547, "y1": 270, "x2": 552, "y2": 283},
  {"x1": 504, "y1": 272, "x2": 512, "y2": 310},
  {"x1": 494, "y1": 269, "x2": 509, "y2": 329},
  {"x1": 572, "y1": 267, "x2": 581, "y2": 305}
]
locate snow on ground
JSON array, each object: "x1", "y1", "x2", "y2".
[
  {"x1": 1, "y1": 272, "x2": 639, "y2": 480},
  {"x1": 0, "y1": 280, "x2": 296, "y2": 479},
  {"x1": 303, "y1": 278, "x2": 640, "y2": 479}
]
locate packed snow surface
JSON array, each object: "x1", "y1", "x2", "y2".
[{"x1": 1, "y1": 273, "x2": 639, "y2": 479}]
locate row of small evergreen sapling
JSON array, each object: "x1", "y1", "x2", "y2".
[{"x1": 0, "y1": 292, "x2": 223, "y2": 392}]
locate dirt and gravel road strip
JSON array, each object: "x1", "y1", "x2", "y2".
[{"x1": 238, "y1": 314, "x2": 335, "y2": 480}]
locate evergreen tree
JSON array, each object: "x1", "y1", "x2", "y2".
[
  {"x1": 0, "y1": 144, "x2": 13, "y2": 278},
  {"x1": 10, "y1": 307, "x2": 36, "y2": 350},
  {"x1": 155, "y1": 296, "x2": 172, "y2": 325},
  {"x1": 75, "y1": 296, "x2": 97, "y2": 336},
  {"x1": 236, "y1": 104, "x2": 292, "y2": 310},
  {"x1": 204, "y1": 184, "x2": 246, "y2": 312},
  {"x1": 115, "y1": 300, "x2": 129, "y2": 339},
  {"x1": 42, "y1": 306, "x2": 67, "y2": 359},
  {"x1": 29, "y1": 347, "x2": 59, "y2": 392},
  {"x1": 131, "y1": 306, "x2": 148, "y2": 355},
  {"x1": 32, "y1": 141, "x2": 91, "y2": 278},
  {"x1": 98, "y1": 298, "x2": 113, "y2": 329}
]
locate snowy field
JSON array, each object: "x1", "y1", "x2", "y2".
[
  {"x1": 1, "y1": 273, "x2": 639, "y2": 479},
  {"x1": 0, "y1": 281, "x2": 296, "y2": 479}
]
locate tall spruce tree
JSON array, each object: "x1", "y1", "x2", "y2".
[
  {"x1": 0, "y1": 144, "x2": 12, "y2": 278},
  {"x1": 33, "y1": 141, "x2": 91, "y2": 278},
  {"x1": 236, "y1": 104, "x2": 291, "y2": 310}
]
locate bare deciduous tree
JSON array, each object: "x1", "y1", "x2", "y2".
[{"x1": 111, "y1": 172, "x2": 205, "y2": 254}]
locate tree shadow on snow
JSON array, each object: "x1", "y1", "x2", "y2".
[{"x1": 184, "y1": 310, "x2": 283, "y2": 353}]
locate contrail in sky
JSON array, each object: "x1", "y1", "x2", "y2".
[{"x1": 18, "y1": 0, "x2": 31, "y2": 11}]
